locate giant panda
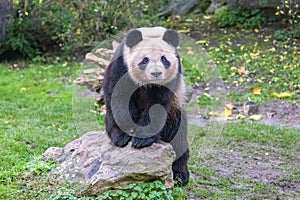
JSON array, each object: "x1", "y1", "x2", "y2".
[{"x1": 103, "y1": 27, "x2": 189, "y2": 185}]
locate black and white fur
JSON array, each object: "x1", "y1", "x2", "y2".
[{"x1": 103, "y1": 27, "x2": 189, "y2": 185}]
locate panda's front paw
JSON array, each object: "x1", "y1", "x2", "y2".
[
  {"x1": 113, "y1": 132, "x2": 131, "y2": 147},
  {"x1": 131, "y1": 136, "x2": 159, "y2": 149},
  {"x1": 108, "y1": 129, "x2": 131, "y2": 147}
]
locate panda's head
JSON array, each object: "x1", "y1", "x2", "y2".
[{"x1": 123, "y1": 27, "x2": 181, "y2": 85}]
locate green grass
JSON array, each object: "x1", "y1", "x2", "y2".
[
  {"x1": 0, "y1": 63, "x2": 82, "y2": 198},
  {"x1": 1, "y1": 16, "x2": 300, "y2": 199},
  {"x1": 187, "y1": 122, "x2": 300, "y2": 199},
  {"x1": 0, "y1": 60, "x2": 299, "y2": 199}
]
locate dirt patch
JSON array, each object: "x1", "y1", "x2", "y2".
[
  {"x1": 259, "y1": 101, "x2": 300, "y2": 129},
  {"x1": 190, "y1": 142, "x2": 300, "y2": 199}
]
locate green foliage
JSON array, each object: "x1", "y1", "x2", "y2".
[
  {"x1": 197, "y1": 94, "x2": 212, "y2": 106},
  {"x1": 288, "y1": 22, "x2": 300, "y2": 38},
  {"x1": 52, "y1": 189, "x2": 82, "y2": 200},
  {"x1": 1, "y1": 0, "x2": 169, "y2": 59},
  {"x1": 51, "y1": 180, "x2": 176, "y2": 200},
  {"x1": 25, "y1": 158, "x2": 57, "y2": 176},
  {"x1": 274, "y1": 29, "x2": 287, "y2": 41},
  {"x1": 182, "y1": 57, "x2": 204, "y2": 85},
  {"x1": 97, "y1": 180, "x2": 173, "y2": 200},
  {"x1": 213, "y1": 7, "x2": 266, "y2": 29}
]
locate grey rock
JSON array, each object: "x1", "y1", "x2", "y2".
[
  {"x1": 228, "y1": 0, "x2": 279, "y2": 10},
  {"x1": 243, "y1": 101, "x2": 259, "y2": 116},
  {"x1": 43, "y1": 131, "x2": 176, "y2": 195},
  {"x1": 157, "y1": 0, "x2": 198, "y2": 17}
]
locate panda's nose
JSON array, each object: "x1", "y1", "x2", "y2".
[{"x1": 151, "y1": 72, "x2": 162, "y2": 78}]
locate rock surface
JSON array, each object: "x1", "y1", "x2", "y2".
[{"x1": 43, "y1": 131, "x2": 176, "y2": 195}]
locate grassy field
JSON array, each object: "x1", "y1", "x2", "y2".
[
  {"x1": 0, "y1": 63, "x2": 82, "y2": 199},
  {"x1": 0, "y1": 21, "x2": 300, "y2": 199}
]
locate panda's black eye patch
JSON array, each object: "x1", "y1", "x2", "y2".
[
  {"x1": 138, "y1": 57, "x2": 149, "y2": 70},
  {"x1": 161, "y1": 56, "x2": 170, "y2": 68}
]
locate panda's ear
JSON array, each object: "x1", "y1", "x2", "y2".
[
  {"x1": 125, "y1": 29, "x2": 143, "y2": 48},
  {"x1": 163, "y1": 29, "x2": 179, "y2": 47}
]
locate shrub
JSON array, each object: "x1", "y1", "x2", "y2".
[
  {"x1": 213, "y1": 7, "x2": 266, "y2": 29},
  {"x1": 0, "y1": 0, "x2": 170, "y2": 60}
]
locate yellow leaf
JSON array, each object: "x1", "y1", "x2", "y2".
[
  {"x1": 254, "y1": 29, "x2": 259, "y2": 33},
  {"x1": 196, "y1": 40, "x2": 207, "y2": 45},
  {"x1": 90, "y1": 110, "x2": 97, "y2": 114},
  {"x1": 253, "y1": 87, "x2": 262, "y2": 95},
  {"x1": 249, "y1": 114, "x2": 263, "y2": 121},
  {"x1": 236, "y1": 114, "x2": 246, "y2": 120},
  {"x1": 224, "y1": 107, "x2": 232, "y2": 117},
  {"x1": 75, "y1": 28, "x2": 81, "y2": 35},
  {"x1": 238, "y1": 67, "x2": 248, "y2": 75},
  {"x1": 187, "y1": 49, "x2": 194, "y2": 55},
  {"x1": 178, "y1": 29, "x2": 190, "y2": 33},
  {"x1": 273, "y1": 92, "x2": 293, "y2": 98},
  {"x1": 209, "y1": 111, "x2": 219, "y2": 117}
]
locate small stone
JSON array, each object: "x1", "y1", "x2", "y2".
[
  {"x1": 43, "y1": 147, "x2": 64, "y2": 163},
  {"x1": 243, "y1": 101, "x2": 259, "y2": 116}
]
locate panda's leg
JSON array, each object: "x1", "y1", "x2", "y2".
[
  {"x1": 105, "y1": 110, "x2": 131, "y2": 147},
  {"x1": 172, "y1": 149, "x2": 189, "y2": 186},
  {"x1": 168, "y1": 108, "x2": 189, "y2": 186}
]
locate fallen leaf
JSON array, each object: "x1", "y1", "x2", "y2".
[
  {"x1": 225, "y1": 103, "x2": 235, "y2": 110},
  {"x1": 196, "y1": 40, "x2": 208, "y2": 45},
  {"x1": 238, "y1": 67, "x2": 248, "y2": 75},
  {"x1": 224, "y1": 107, "x2": 232, "y2": 117},
  {"x1": 250, "y1": 52, "x2": 260, "y2": 58},
  {"x1": 178, "y1": 29, "x2": 190, "y2": 33},
  {"x1": 187, "y1": 49, "x2": 194, "y2": 55},
  {"x1": 236, "y1": 114, "x2": 246, "y2": 120},
  {"x1": 209, "y1": 111, "x2": 219, "y2": 117},
  {"x1": 249, "y1": 114, "x2": 263, "y2": 121},
  {"x1": 253, "y1": 87, "x2": 261, "y2": 95},
  {"x1": 272, "y1": 92, "x2": 292, "y2": 98}
]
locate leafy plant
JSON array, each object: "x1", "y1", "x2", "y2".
[
  {"x1": 274, "y1": 29, "x2": 287, "y2": 41},
  {"x1": 51, "y1": 180, "x2": 176, "y2": 200},
  {"x1": 25, "y1": 158, "x2": 57, "y2": 176},
  {"x1": 1, "y1": 0, "x2": 170, "y2": 60},
  {"x1": 213, "y1": 7, "x2": 266, "y2": 29},
  {"x1": 97, "y1": 180, "x2": 173, "y2": 200}
]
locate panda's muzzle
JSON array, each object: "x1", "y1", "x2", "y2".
[{"x1": 151, "y1": 71, "x2": 162, "y2": 78}]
